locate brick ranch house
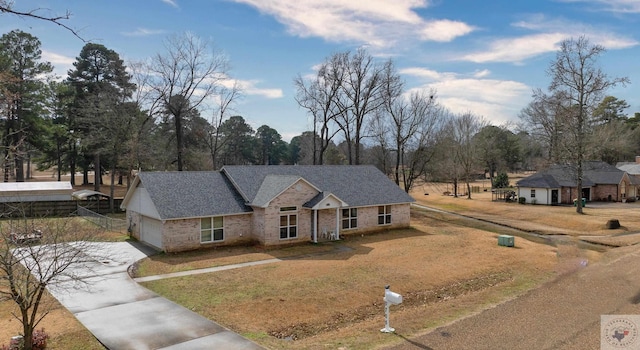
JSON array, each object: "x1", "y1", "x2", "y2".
[
  {"x1": 516, "y1": 161, "x2": 635, "y2": 205},
  {"x1": 120, "y1": 165, "x2": 415, "y2": 252},
  {"x1": 616, "y1": 156, "x2": 640, "y2": 200}
]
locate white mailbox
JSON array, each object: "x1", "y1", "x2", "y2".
[
  {"x1": 385, "y1": 289, "x2": 403, "y2": 305},
  {"x1": 381, "y1": 285, "x2": 402, "y2": 333}
]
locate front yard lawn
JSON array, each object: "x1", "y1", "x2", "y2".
[{"x1": 138, "y1": 216, "x2": 569, "y2": 349}]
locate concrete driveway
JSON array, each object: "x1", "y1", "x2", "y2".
[{"x1": 47, "y1": 241, "x2": 263, "y2": 350}]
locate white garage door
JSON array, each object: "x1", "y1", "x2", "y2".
[{"x1": 141, "y1": 217, "x2": 163, "y2": 250}]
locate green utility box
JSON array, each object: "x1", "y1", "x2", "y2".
[
  {"x1": 573, "y1": 198, "x2": 586, "y2": 207},
  {"x1": 498, "y1": 235, "x2": 514, "y2": 247}
]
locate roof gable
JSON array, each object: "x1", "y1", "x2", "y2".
[
  {"x1": 124, "y1": 171, "x2": 250, "y2": 220},
  {"x1": 304, "y1": 192, "x2": 348, "y2": 209},
  {"x1": 250, "y1": 175, "x2": 320, "y2": 208},
  {"x1": 221, "y1": 165, "x2": 414, "y2": 207}
]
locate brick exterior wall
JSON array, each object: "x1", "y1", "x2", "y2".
[
  {"x1": 338, "y1": 204, "x2": 411, "y2": 236},
  {"x1": 261, "y1": 180, "x2": 318, "y2": 246},
  {"x1": 592, "y1": 184, "x2": 620, "y2": 202},
  {"x1": 163, "y1": 214, "x2": 254, "y2": 252},
  {"x1": 129, "y1": 179, "x2": 413, "y2": 252}
]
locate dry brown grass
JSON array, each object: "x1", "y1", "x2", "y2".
[
  {"x1": 414, "y1": 180, "x2": 640, "y2": 237},
  {"x1": 0, "y1": 218, "x2": 127, "y2": 348},
  {"x1": 133, "y1": 178, "x2": 640, "y2": 349},
  {"x1": 6, "y1": 174, "x2": 636, "y2": 349},
  {"x1": 0, "y1": 292, "x2": 103, "y2": 350},
  {"x1": 140, "y1": 215, "x2": 568, "y2": 349}
]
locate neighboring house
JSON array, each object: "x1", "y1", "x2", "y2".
[
  {"x1": 120, "y1": 165, "x2": 414, "y2": 252},
  {"x1": 0, "y1": 181, "x2": 72, "y2": 202},
  {"x1": 616, "y1": 156, "x2": 640, "y2": 200},
  {"x1": 516, "y1": 161, "x2": 633, "y2": 205}
]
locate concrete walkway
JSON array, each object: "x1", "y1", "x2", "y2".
[
  {"x1": 134, "y1": 258, "x2": 282, "y2": 283},
  {"x1": 47, "y1": 241, "x2": 264, "y2": 350}
]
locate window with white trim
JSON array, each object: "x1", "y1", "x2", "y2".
[
  {"x1": 378, "y1": 205, "x2": 391, "y2": 225},
  {"x1": 201, "y1": 216, "x2": 223, "y2": 243},
  {"x1": 342, "y1": 208, "x2": 358, "y2": 229},
  {"x1": 531, "y1": 189, "x2": 536, "y2": 198},
  {"x1": 280, "y1": 206, "x2": 297, "y2": 239}
]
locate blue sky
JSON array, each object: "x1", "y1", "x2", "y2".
[{"x1": 2, "y1": 0, "x2": 639, "y2": 141}]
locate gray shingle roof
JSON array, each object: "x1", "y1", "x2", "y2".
[
  {"x1": 251, "y1": 175, "x2": 302, "y2": 207},
  {"x1": 517, "y1": 161, "x2": 624, "y2": 188},
  {"x1": 617, "y1": 162, "x2": 640, "y2": 175},
  {"x1": 222, "y1": 165, "x2": 414, "y2": 207},
  {"x1": 137, "y1": 171, "x2": 250, "y2": 220}
]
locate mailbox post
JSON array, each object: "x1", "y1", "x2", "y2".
[{"x1": 381, "y1": 285, "x2": 402, "y2": 333}]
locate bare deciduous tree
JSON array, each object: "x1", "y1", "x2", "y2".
[
  {"x1": 294, "y1": 53, "x2": 346, "y2": 165},
  {"x1": 547, "y1": 36, "x2": 629, "y2": 213},
  {"x1": 448, "y1": 112, "x2": 487, "y2": 199},
  {"x1": 0, "y1": 215, "x2": 104, "y2": 350},
  {"x1": 519, "y1": 89, "x2": 570, "y2": 164},
  {"x1": 0, "y1": 1, "x2": 84, "y2": 41},
  {"x1": 148, "y1": 32, "x2": 230, "y2": 171},
  {"x1": 339, "y1": 49, "x2": 388, "y2": 165},
  {"x1": 209, "y1": 81, "x2": 241, "y2": 170}
]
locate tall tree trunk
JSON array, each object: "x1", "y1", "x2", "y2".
[
  {"x1": 69, "y1": 142, "x2": 76, "y2": 186},
  {"x1": 15, "y1": 157, "x2": 24, "y2": 182},
  {"x1": 110, "y1": 161, "x2": 116, "y2": 212},
  {"x1": 57, "y1": 141, "x2": 62, "y2": 181},
  {"x1": 3, "y1": 148, "x2": 9, "y2": 183},
  {"x1": 175, "y1": 114, "x2": 184, "y2": 171},
  {"x1": 94, "y1": 154, "x2": 100, "y2": 192}
]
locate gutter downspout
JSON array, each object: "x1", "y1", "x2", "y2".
[
  {"x1": 313, "y1": 209, "x2": 318, "y2": 243},
  {"x1": 335, "y1": 208, "x2": 340, "y2": 240}
]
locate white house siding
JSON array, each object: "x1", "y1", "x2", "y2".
[
  {"x1": 262, "y1": 180, "x2": 319, "y2": 246},
  {"x1": 127, "y1": 211, "x2": 142, "y2": 241},
  {"x1": 140, "y1": 216, "x2": 164, "y2": 250},
  {"x1": 162, "y1": 214, "x2": 253, "y2": 252},
  {"x1": 517, "y1": 187, "x2": 554, "y2": 205},
  {"x1": 125, "y1": 186, "x2": 161, "y2": 219},
  {"x1": 125, "y1": 186, "x2": 162, "y2": 247}
]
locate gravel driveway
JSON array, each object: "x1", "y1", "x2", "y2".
[{"x1": 385, "y1": 244, "x2": 640, "y2": 350}]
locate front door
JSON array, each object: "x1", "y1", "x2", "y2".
[{"x1": 551, "y1": 189, "x2": 559, "y2": 205}]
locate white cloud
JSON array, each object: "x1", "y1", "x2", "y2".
[
  {"x1": 419, "y1": 19, "x2": 475, "y2": 42},
  {"x1": 473, "y1": 69, "x2": 491, "y2": 78},
  {"x1": 41, "y1": 50, "x2": 75, "y2": 78},
  {"x1": 122, "y1": 28, "x2": 166, "y2": 37},
  {"x1": 403, "y1": 67, "x2": 531, "y2": 124},
  {"x1": 231, "y1": 0, "x2": 474, "y2": 49},
  {"x1": 162, "y1": 0, "x2": 179, "y2": 8},
  {"x1": 559, "y1": 0, "x2": 640, "y2": 13},
  {"x1": 42, "y1": 50, "x2": 75, "y2": 66},
  {"x1": 399, "y1": 67, "x2": 455, "y2": 81},
  {"x1": 221, "y1": 78, "x2": 284, "y2": 99},
  {"x1": 461, "y1": 33, "x2": 566, "y2": 63},
  {"x1": 459, "y1": 15, "x2": 638, "y2": 64}
]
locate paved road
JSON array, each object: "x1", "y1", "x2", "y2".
[
  {"x1": 47, "y1": 241, "x2": 263, "y2": 350},
  {"x1": 385, "y1": 244, "x2": 640, "y2": 350}
]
